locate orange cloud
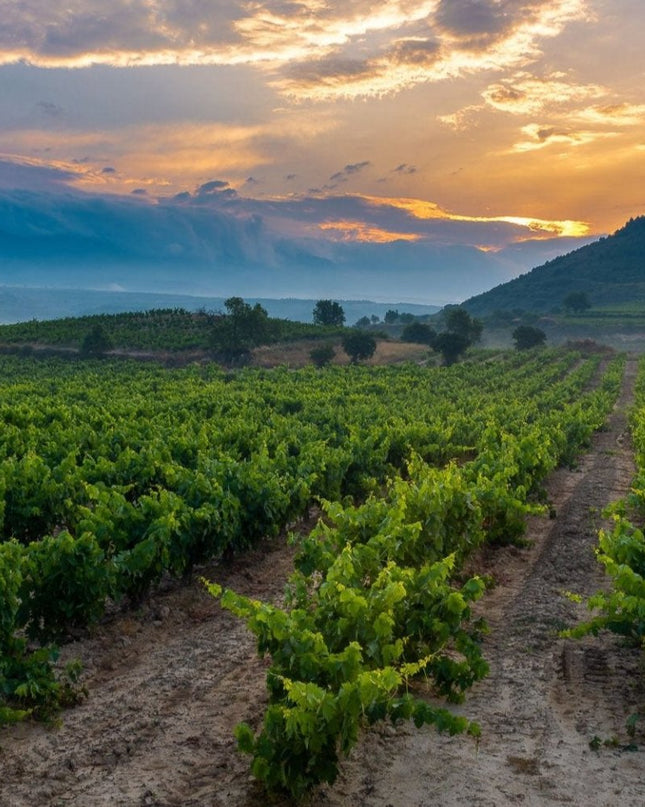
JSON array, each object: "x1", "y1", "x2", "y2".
[
  {"x1": 360, "y1": 194, "x2": 589, "y2": 237},
  {"x1": 0, "y1": 115, "x2": 338, "y2": 196},
  {"x1": 512, "y1": 123, "x2": 617, "y2": 152},
  {"x1": 481, "y1": 73, "x2": 606, "y2": 116},
  {"x1": 318, "y1": 220, "x2": 422, "y2": 242},
  {"x1": 577, "y1": 102, "x2": 645, "y2": 126}
]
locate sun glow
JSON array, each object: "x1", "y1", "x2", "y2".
[
  {"x1": 361, "y1": 195, "x2": 590, "y2": 238},
  {"x1": 318, "y1": 220, "x2": 422, "y2": 243}
]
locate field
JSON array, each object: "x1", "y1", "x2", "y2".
[{"x1": 1, "y1": 348, "x2": 645, "y2": 804}]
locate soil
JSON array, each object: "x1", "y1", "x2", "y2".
[{"x1": 2, "y1": 361, "x2": 644, "y2": 807}]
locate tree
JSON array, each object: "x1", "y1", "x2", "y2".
[
  {"x1": 341, "y1": 330, "x2": 377, "y2": 363},
  {"x1": 210, "y1": 297, "x2": 270, "y2": 360},
  {"x1": 354, "y1": 316, "x2": 371, "y2": 328},
  {"x1": 444, "y1": 307, "x2": 483, "y2": 343},
  {"x1": 80, "y1": 324, "x2": 112, "y2": 358},
  {"x1": 433, "y1": 332, "x2": 470, "y2": 366},
  {"x1": 309, "y1": 343, "x2": 335, "y2": 367},
  {"x1": 512, "y1": 325, "x2": 546, "y2": 350},
  {"x1": 313, "y1": 300, "x2": 345, "y2": 327},
  {"x1": 401, "y1": 322, "x2": 436, "y2": 345},
  {"x1": 563, "y1": 291, "x2": 590, "y2": 314},
  {"x1": 431, "y1": 306, "x2": 483, "y2": 366},
  {"x1": 384, "y1": 309, "x2": 399, "y2": 324}
]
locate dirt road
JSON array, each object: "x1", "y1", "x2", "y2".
[{"x1": 1, "y1": 361, "x2": 644, "y2": 806}]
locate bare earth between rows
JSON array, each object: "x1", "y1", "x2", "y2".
[{"x1": 1, "y1": 360, "x2": 644, "y2": 806}]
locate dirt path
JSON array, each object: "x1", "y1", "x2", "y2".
[{"x1": 1, "y1": 362, "x2": 644, "y2": 807}]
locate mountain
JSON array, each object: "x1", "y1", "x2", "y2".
[{"x1": 462, "y1": 216, "x2": 645, "y2": 316}]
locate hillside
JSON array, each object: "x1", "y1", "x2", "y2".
[
  {"x1": 463, "y1": 216, "x2": 645, "y2": 316},
  {"x1": 0, "y1": 307, "x2": 328, "y2": 354}
]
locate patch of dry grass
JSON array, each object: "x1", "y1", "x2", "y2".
[{"x1": 251, "y1": 339, "x2": 433, "y2": 368}]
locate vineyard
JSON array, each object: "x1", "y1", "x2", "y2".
[
  {"x1": 567, "y1": 356, "x2": 645, "y2": 654},
  {"x1": 0, "y1": 308, "x2": 331, "y2": 353},
  {"x1": 1, "y1": 347, "x2": 644, "y2": 804}
]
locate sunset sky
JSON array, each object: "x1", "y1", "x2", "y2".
[{"x1": 0, "y1": 1, "x2": 643, "y2": 304}]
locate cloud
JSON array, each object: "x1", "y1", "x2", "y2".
[
  {"x1": 0, "y1": 1, "x2": 594, "y2": 104},
  {"x1": 0, "y1": 113, "x2": 339, "y2": 198},
  {"x1": 0, "y1": 158, "x2": 599, "y2": 303},
  {"x1": 435, "y1": 0, "x2": 512, "y2": 39},
  {"x1": 481, "y1": 73, "x2": 606, "y2": 116},
  {"x1": 0, "y1": 156, "x2": 84, "y2": 190},
  {"x1": 197, "y1": 179, "x2": 232, "y2": 194},
  {"x1": 0, "y1": 156, "x2": 593, "y2": 252},
  {"x1": 512, "y1": 123, "x2": 617, "y2": 151},
  {"x1": 386, "y1": 37, "x2": 441, "y2": 66},
  {"x1": 272, "y1": 1, "x2": 594, "y2": 100},
  {"x1": 318, "y1": 221, "x2": 422, "y2": 243},
  {"x1": 393, "y1": 163, "x2": 417, "y2": 174},
  {"x1": 329, "y1": 161, "x2": 371, "y2": 183},
  {"x1": 438, "y1": 105, "x2": 484, "y2": 130},
  {"x1": 577, "y1": 102, "x2": 645, "y2": 127}
]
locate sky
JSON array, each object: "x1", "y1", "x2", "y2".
[{"x1": 0, "y1": 0, "x2": 643, "y2": 304}]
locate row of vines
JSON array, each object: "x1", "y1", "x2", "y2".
[
  {"x1": 210, "y1": 353, "x2": 625, "y2": 796},
  {"x1": 0, "y1": 350, "x2": 624, "y2": 795},
  {"x1": 569, "y1": 357, "x2": 645, "y2": 650}
]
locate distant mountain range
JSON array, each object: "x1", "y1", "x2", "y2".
[
  {"x1": 463, "y1": 216, "x2": 645, "y2": 316},
  {"x1": 0, "y1": 286, "x2": 439, "y2": 326}
]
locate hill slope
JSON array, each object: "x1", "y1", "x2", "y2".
[
  {"x1": 463, "y1": 216, "x2": 645, "y2": 315},
  {"x1": 0, "y1": 286, "x2": 439, "y2": 326}
]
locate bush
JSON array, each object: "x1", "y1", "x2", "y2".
[
  {"x1": 433, "y1": 332, "x2": 470, "y2": 366},
  {"x1": 401, "y1": 322, "x2": 436, "y2": 345},
  {"x1": 341, "y1": 331, "x2": 377, "y2": 363},
  {"x1": 512, "y1": 325, "x2": 546, "y2": 350},
  {"x1": 310, "y1": 343, "x2": 335, "y2": 367}
]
